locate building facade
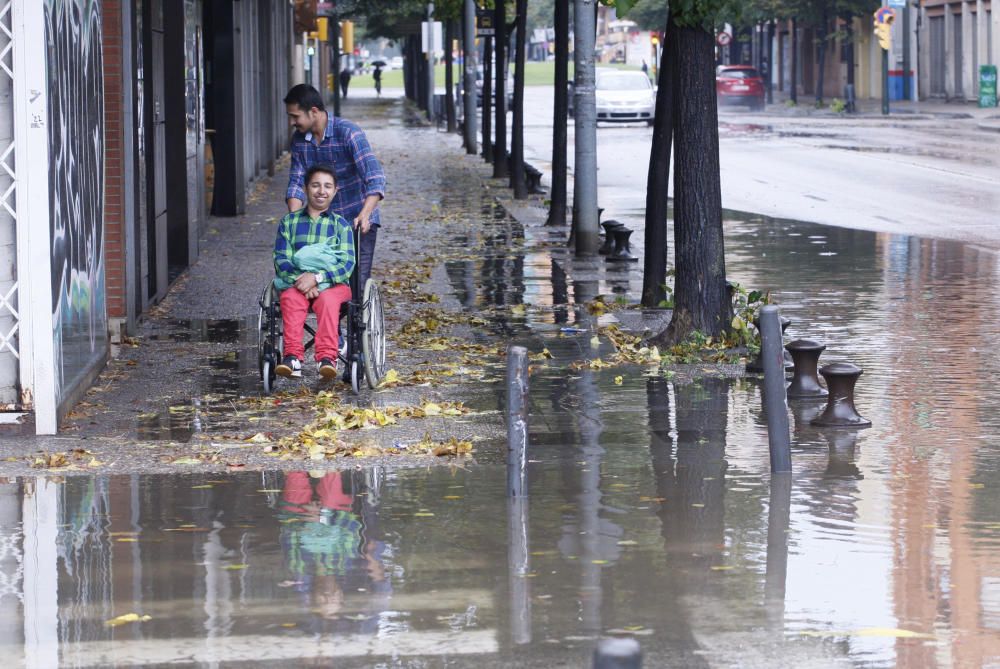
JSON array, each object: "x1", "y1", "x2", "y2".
[{"x1": 0, "y1": 0, "x2": 295, "y2": 434}]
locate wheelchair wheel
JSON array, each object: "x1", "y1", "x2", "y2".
[
  {"x1": 361, "y1": 279, "x2": 386, "y2": 388},
  {"x1": 258, "y1": 283, "x2": 282, "y2": 394}
]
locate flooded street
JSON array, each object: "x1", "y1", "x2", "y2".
[{"x1": 4, "y1": 211, "x2": 1000, "y2": 667}]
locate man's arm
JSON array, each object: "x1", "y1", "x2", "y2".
[
  {"x1": 347, "y1": 127, "x2": 385, "y2": 232},
  {"x1": 286, "y1": 141, "x2": 307, "y2": 212}
]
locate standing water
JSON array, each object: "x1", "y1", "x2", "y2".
[{"x1": 2, "y1": 214, "x2": 1000, "y2": 667}]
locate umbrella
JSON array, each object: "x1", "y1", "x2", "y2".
[{"x1": 371, "y1": 60, "x2": 387, "y2": 67}]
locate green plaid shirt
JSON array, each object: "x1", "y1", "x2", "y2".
[{"x1": 273, "y1": 209, "x2": 355, "y2": 287}]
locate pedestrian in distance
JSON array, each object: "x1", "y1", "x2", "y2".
[
  {"x1": 641, "y1": 60, "x2": 649, "y2": 76},
  {"x1": 339, "y1": 67, "x2": 352, "y2": 98},
  {"x1": 373, "y1": 64, "x2": 382, "y2": 97},
  {"x1": 283, "y1": 83, "x2": 385, "y2": 290},
  {"x1": 274, "y1": 164, "x2": 355, "y2": 380}
]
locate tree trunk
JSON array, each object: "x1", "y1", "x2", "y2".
[
  {"x1": 651, "y1": 24, "x2": 731, "y2": 345},
  {"x1": 445, "y1": 20, "x2": 457, "y2": 133},
  {"x1": 572, "y1": 0, "x2": 599, "y2": 255},
  {"x1": 483, "y1": 37, "x2": 493, "y2": 163},
  {"x1": 511, "y1": 0, "x2": 528, "y2": 198},
  {"x1": 493, "y1": 0, "x2": 509, "y2": 178},
  {"x1": 547, "y1": 0, "x2": 569, "y2": 226},
  {"x1": 463, "y1": 0, "x2": 478, "y2": 153},
  {"x1": 815, "y1": 17, "x2": 827, "y2": 106},
  {"x1": 766, "y1": 20, "x2": 775, "y2": 103},
  {"x1": 640, "y1": 10, "x2": 676, "y2": 308},
  {"x1": 790, "y1": 18, "x2": 798, "y2": 104}
]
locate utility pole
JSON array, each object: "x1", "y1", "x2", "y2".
[
  {"x1": 572, "y1": 0, "x2": 599, "y2": 255},
  {"x1": 463, "y1": 0, "x2": 478, "y2": 153},
  {"x1": 427, "y1": 3, "x2": 436, "y2": 121}
]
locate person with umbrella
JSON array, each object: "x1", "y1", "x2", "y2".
[{"x1": 372, "y1": 61, "x2": 384, "y2": 97}]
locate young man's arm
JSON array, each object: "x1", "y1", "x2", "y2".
[
  {"x1": 348, "y1": 127, "x2": 386, "y2": 232},
  {"x1": 273, "y1": 214, "x2": 300, "y2": 286},
  {"x1": 286, "y1": 141, "x2": 307, "y2": 212}
]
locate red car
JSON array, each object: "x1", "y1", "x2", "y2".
[{"x1": 716, "y1": 65, "x2": 766, "y2": 111}]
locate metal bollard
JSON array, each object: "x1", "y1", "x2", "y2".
[
  {"x1": 507, "y1": 345, "x2": 529, "y2": 497},
  {"x1": 759, "y1": 306, "x2": 792, "y2": 472},
  {"x1": 593, "y1": 637, "x2": 642, "y2": 669},
  {"x1": 606, "y1": 228, "x2": 638, "y2": 262},
  {"x1": 599, "y1": 220, "x2": 625, "y2": 255},
  {"x1": 748, "y1": 316, "x2": 792, "y2": 373},
  {"x1": 811, "y1": 362, "x2": 871, "y2": 427},
  {"x1": 785, "y1": 339, "x2": 828, "y2": 399}
]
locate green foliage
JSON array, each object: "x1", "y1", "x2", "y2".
[
  {"x1": 608, "y1": 0, "x2": 744, "y2": 30},
  {"x1": 725, "y1": 283, "x2": 772, "y2": 352},
  {"x1": 829, "y1": 98, "x2": 846, "y2": 113}
]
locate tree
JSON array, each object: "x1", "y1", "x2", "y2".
[
  {"x1": 546, "y1": 0, "x2": 570, "y2": 226},
  {"x1": 614, "y1": 0, "x2": 741, "y2": 344}
]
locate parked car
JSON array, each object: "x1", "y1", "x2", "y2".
[
  {"x1": 474, "y1": 65, "x2": 514, "y2": 108},
  {"x1": 593, "y1": 69, "x2": 655, "y2": 125},
  {"x1": 716, "y1": 65, "x2": 765, "y2": 110}
]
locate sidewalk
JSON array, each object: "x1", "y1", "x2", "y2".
[
  {"x1": 756, "y1": 90, "x2": 1000, "y2": 128},
  {"x1": 0, "y1": 94, "x2": 661, "y2": 475}
]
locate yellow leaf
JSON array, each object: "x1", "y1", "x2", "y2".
[
  {"x1": 116, "y1": 538, "x2": 138, "y2": 543},
  {"x1": 423, "y1": 402, "x2": 442, "y2": 416},
  {"x1": 731, "y1": 315, "x2": 745, "y2": 330},
  {"x1": 511, "y1": 304, "x2": 527, "y2": 315},
  {"x1": 443, "y1": 495, "x2": 463, "y2": 500},
  {"x1": 614, "y1": 376, "x2": 623, "y2": 385},
  {"x1": 590, "y1": 335, "x2": 601, "y2": 348},
  {"x1": 223, "y1": 564, "x2": 248, "y2": 571},
  {"x1": 247, "y1": 433, "x2": 270, "y2": 443},
  {"x1": 105, "y1": 613, "x2": 152, "y2": 627},
  {"x1": 414, "y1": 512, "x2": 435, "y2": 517}
]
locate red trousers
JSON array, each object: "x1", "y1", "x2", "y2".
[{"x1": 280, "y1": 283, "x2": 351, "y2": 362}]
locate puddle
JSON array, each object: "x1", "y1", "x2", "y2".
[{"x1": 146, "y1": 318, "x2": 244, "y2": 343}]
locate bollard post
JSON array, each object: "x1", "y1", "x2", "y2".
[
  {"x1": 594, "y1": 637, "x2": 642, "y2": 669},
  {"x1": 507, "y1": 345, "x2": 529, "y2": 497},
  {"x1": 758, "y1": 306, "x2": 792, "y2": 473}
]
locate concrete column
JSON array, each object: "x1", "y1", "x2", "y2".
[
  {"x1": 945, "y1": 7, "x2": 955, "y2": 97},
  {"x1": 12, "y1": 0, "x2": 57, "y2": 434},
  {"x1": 919, "y1": 5, "x2": 931, "y2": 99},
  {"x1": 962, "y1": 1, "x2": 974, "y2": 98},
  {"x1": 993, "y1": 3, "x2": 1000, "y2": 72},
  {"x1": 976, "y1": 0, "x2": 988, "y2": 94}
]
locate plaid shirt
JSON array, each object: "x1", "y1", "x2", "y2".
[
  {"x1": 286, "y1": 116, "x2": 386, "y2": 227},
  {"x1": 274, "y1": 209, "x2": 356, "y2": 287}
]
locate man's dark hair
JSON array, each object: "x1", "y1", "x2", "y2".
[
  {"x1": 305, "y1": 163, "x2": 336, "y2": 186},
  {"x1": 284, "y1": 84, "x2": 325, "y2": 112}
]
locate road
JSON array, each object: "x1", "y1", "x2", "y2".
[{"x1": 514, "y1": 86, "x2": 1000, "y2": 248}]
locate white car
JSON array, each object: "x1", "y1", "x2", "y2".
[{"x1": 595, "y1": 69, "x2": 655, "y2": 125}]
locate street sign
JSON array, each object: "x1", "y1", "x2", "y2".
[
  {"x1": 317, "y1": 1, "x2": 334, "y2": 16},
  {"x1": 887, "y1": 0, "x2": 906, "y2": 7},
  {"x1": 716, "y1": 32, "x2": 732, "y2": 47},
  {"x1": 476, "y1": 9, "x2": 494, "y2": 37}
]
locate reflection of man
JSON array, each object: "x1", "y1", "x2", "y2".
[
  {"x1": 284, "y1": 83, "x2": 385, "y2": 288},
  {"x1": 278, "y1": 470, "x2": 389, "y2": 625}
]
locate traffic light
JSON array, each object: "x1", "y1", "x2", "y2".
[
  {"x1": 873, "y1": 7, "x2": 895, "y2": 51},
  {"x1": 342, "y1": 20, "x2": 354, "y2": 54}
]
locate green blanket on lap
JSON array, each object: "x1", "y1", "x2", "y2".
[{"x1": 273, "y1": 241, "x2": 351, "y2": 292}]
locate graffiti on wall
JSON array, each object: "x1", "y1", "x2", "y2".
[{"x1": 44, "y1": 0, "x2": 108, "y2": 403}]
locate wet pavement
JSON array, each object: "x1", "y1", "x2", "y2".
[{"x1": 3, "y1": 94, "x2": 1000, "y2": 665}]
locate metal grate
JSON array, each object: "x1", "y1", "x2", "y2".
[{"x1": 0, "y1": 1, "x2": 18, "y2": 368}]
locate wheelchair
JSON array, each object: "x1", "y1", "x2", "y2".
[{"x1": 257, "y1": 227, "x2": 386, "y2": 394}]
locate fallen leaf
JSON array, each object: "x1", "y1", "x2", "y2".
[{"x1": 105, "y1": 613, "x2": 152, "y2": 627}]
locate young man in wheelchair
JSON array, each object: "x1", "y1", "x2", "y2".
[{"x1": 274, "y1": 164, "x2": 355, "y2": 380}]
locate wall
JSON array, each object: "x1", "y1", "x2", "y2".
[{"x1": 44, "y1": 0, "x2": 109, "y2": 408}]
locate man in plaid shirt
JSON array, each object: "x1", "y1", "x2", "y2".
[
  {"x1": 284, "y1": 84, "x2": 385, "y2": 289},
  {"x1": 274, "y1": 164, "x2": 355, "y2": 380}
]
